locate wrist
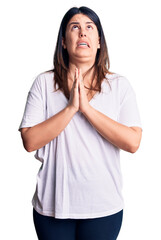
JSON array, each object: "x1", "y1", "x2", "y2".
[
  {"x1": 66, "y1": 105, "x2": 78, "y2": 115},
  {"x1": 81, "y1": 104, "x2": 92, "y2": 115}
]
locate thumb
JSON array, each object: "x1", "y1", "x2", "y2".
[{"x1": 79, "y1": 69, "x2": 84, "y2": 85}]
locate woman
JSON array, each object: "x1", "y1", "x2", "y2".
[{"x1": 19, "y1": 6, "x2": 142, "y2": 240}]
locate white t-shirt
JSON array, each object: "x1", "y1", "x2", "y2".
[{"x1": 18, "y1": 71, "x2": 142, "y2": 219}]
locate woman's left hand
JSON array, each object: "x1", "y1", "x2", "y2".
[{"x1": 77, "y1": 68, "x2": 91, "y2": 113}]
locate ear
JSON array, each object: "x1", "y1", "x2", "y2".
[
  {"x1": 62, "y1": 37, "x2": 67, "y2": 49},
  {"x1": 97, "y1": 37, "x2": 100, "y2": 49}
]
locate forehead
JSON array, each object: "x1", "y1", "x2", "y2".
[{"x1": 67, "y1": 14, "x2": 95, "y2": 26}]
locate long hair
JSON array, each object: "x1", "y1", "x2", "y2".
[{"x1": 46, "y1": 6, "x2": 112, "y2": 99}]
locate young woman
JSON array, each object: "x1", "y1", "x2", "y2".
[{"x1": 19, "y1": 6, "x2": 142, "y2": 240}]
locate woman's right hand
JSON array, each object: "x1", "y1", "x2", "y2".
[{"x1": 67, "y1": 68, "x2": 80, "y2": 112}]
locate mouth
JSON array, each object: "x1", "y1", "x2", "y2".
[{"x1": 77, "y1": 41, "x2": 90, "y2": 48}]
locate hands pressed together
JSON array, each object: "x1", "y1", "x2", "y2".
[{"x1": 68, "y1": 68, "x2": 91, "y2": 114}]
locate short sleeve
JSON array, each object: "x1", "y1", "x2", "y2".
[
  {"x1": 18, "y1": 75, "x2": 45, "y2": 131},
  {"x1": 118, "y1": 77, "x2": 143, "y2": 130}
]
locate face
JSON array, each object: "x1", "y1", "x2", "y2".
[{"x1": 62, "y1": 14, "x2": 100, "y2": 63}]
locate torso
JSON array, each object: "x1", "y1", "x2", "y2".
[{"x1": 67, "y1": 78, "x2": 100, "y2": 102}]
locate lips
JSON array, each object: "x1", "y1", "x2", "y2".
[{"x1": 77, "y1": 40, "x2": 90, "y2": 48}]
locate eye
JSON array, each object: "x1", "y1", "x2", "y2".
[
  {"x1": 72, "y1": 25, "x2": 79, "y2": 29},
  {"x1": 87, "y1": 25, "x2": 93, "y2": 29}
]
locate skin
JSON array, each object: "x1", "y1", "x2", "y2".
[
  {"x1": 62, "y1": 14, "x2": 100, "y2": 65},
  {"x1": 20, "y1": 13, "x2": 142, "y2": 153},
  {"x1": 62, "y1": 14, "x2": 100, "y2": 103},
  {"x1": 63, "y1": 13, "x2": 142, "y2": 152}
]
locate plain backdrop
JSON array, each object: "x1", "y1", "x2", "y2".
[{"x1": 0, "y1": 0, "x2": 161, "y2": 239}]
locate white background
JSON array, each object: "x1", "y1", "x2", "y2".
[{"x1": 0, "y1": 0, "x2": 161, "y2": 239}]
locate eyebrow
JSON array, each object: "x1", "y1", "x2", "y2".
[{"x1": 68, "y1": 21, "x2": 94, "y2": 26}]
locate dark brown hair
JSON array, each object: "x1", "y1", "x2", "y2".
[{"x1": 46, "y1": 6, "x2": 113, "y2": 99}]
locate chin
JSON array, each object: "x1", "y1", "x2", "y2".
[
  {"x1": 77, "y1": 56, "x2": 94, "y2": 62},
  {"x1": 69, "y1": 52, "x2": 95, "y2": 63},
  {"x1": 76, "y1": 52, "x2": 94, "y2": 58}
]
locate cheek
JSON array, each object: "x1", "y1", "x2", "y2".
[
  {"x1": 91, "y1": 39, "x2": 99, "y2": 50},
  {"x1": 66, "y1": 39, "x2": 76, "y2": 53},
  {"x1": 66, "y1": 33, "x2": 75, "y2": 45},
  {"x1": 91, "y1": 33, "x2": 99, "y2": 48}
]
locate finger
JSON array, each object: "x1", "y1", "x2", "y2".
[
  {"x1": 79, "y1": 68, "x2": 84, "y2": 83},
  {"x1": 78, "y1": 68, "x2": 81, "y2": 81},
  {"x1": 74, "y1": 68, "x2": 78, "y2": 79},
  {"x1": 75, "y1": 68, "x2": 79, "y2": 80},
  {"x1": 74, "y1": 68, "x2": 79, "y2": 89},
  {"x1": 78, "y1": 69, "x2": 83, "y2": 89}
]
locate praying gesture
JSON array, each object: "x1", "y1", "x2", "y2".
[{"x1": 68, "y1": 68, "x2": 90, "y2": 114}]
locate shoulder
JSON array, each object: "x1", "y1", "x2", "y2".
[
  {"x1": 105, "y1": 72, "x2": 133, "y2": 92},
  {"x1": 30, "y1": 70, "x2": 55, "y2": 91},
  {"x1": 34, "y1": 70, "x2": 54, "y2": 83},
  {"x1": 105, "y1": 71, "x2": 129, "y2": 83},
  {"x1": 103, "y1": 72, "x2": 136, "y2": 102}
]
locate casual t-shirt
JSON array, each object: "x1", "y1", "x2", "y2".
[{"x1": 18, "y1": 71, "x2": 142, "y2": 219}]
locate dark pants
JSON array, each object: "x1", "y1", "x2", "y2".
[{"x1": 33, "y1": 208, "x2": 123, "y2": 240}]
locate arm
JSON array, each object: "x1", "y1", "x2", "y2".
[
  {"x1": 20, "y1": 69, "x2": 80, "y2": 153},
  {"x1": 76, "y1": 68, "x2": 142, "y2": 153},
  {"x1": 20, "y1": 106, "x2": 76, "y2": 152},
  {"x1": 82, "y1": 105, "x2": 142, "y2": 153}
]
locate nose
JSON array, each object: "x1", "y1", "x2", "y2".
[
  {"x1": 79, "y1": 28, "x2": 86, "y2": 37},
  {"x1": 80, "y1": 33, "x2": 86, "y2": 37}
]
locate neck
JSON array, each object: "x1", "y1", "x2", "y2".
[{"x1": 67, "y1": 61, "x2": 96, "y2": 85}]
